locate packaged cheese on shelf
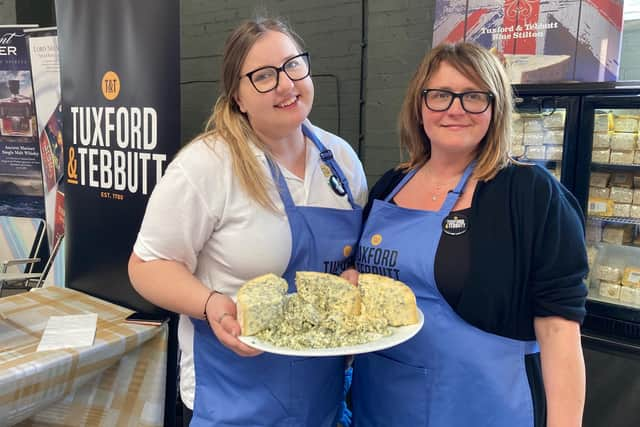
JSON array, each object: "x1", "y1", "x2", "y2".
[
  {"x1": 631, "y1": 205, "x2": 640, "y2": 219},
  {"x1": 611, "y1": 172, "x2": 633, "y2": 188},
  {"x1": 586, "y1": 222, "x2": 603, "y2": 243},
  {"x1": 591, "y1": 149, "x2": 611, "y2": 163},
  {"x1": 512, "y1": 132, "x2": 524, "y2": 146},
  {"x1": 546, "y1": 145, "x2": 563, "y2": 160},
  {"x1": 523, "y1": 116, "x2": 544, "y2": 133},
  {"x1": 620, "y1": 286, "x2": 638, "y2": 304},
  {"x1": 602, "y1": 224, "x2": 634, "y2": 244},
  {"x1": 510, "y1": 145, "x2": 525, "y2": 158},
  {"x1": 512, "y1": 113, "x2": 524, "y2": 133},
  {"x1": 633, "y1": 189, "x2": 640, "y2": 205},
  {"x1": 622, "y1": 267, "x2": 640, "y2": 288},
  {"x1": 634, "y1": 175, "x2": 640, "y2": 188},
  {"x1": 592, "y1": 132, "x2": 611, "y2": 148},
  {"x1": 613, "y1": 203, "x2": 631, "y2": 217},
  {"x1": 593, "y1": 113, "x2": 612, "y2": 132},
  {"x1": 597, "y1": 264, "x2": 623, "y2": 282},
  {"x1": 542, "y1": 111, "x2": 565, "y2": 129},
  {"x1": 586, "y1": 245, "x2": 599, "y2": 269},
  {"x1": 524, "y1": 145, "x2": 545, "y2": 160},
  {"x1": 610, "y1": 187, "x2": 634, "y2": 203},
  {"x1": 599, "y1": 281, "x2": 621, "y2": 299},
  {"x1": 610, "y1": 150, "x2": 635, "y2": 165},
  {"x1": 589, "y1": 186, "x2": 610, "y2": 199},
  {"x1": 523, "y1": 133, "x2": 544, "y2": 146},
  {"x1": 634, "y1": 150, "x2": 640, "y2": 164},
  {"x1": 610, "y1": 132, "x2": 638, "y2": 151},
  {"x1": 544, "y1": 130, "x2": 564, "y2": 145},
  {"x1": 613, "y1": 115, "x2": 639, "y2": 133},
  {"x1": 588, "y1": 197, "x2": 613, "y2": 217},
  {"x1": 589, "y1": 172, "x2": 610, "y2": 188}
]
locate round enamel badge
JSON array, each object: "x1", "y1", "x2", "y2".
[{"x1": 442, "y1": 213, "x2": 469, "y2": 236}]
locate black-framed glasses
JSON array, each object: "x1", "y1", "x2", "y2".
[
  {"x1": 241, "y1": 52, "x2": 310, "y2": 93},
  {"x1": 422, "y1": 89, "x2": 494, "y2": 114}
]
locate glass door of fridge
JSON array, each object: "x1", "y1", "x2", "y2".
[
  {"x1": 580, "y1": 100, "x2": 640, "y2": 314},
  {"x1": 511, "y1": 95, "x2": 579, "y2": 187}
]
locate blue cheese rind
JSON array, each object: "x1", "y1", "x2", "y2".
[
  {"x1": 358, "y1": 273, "x2": 419, "y2": 326},
  {"x1": 237, "y1": 273, "x2": 288, "y2": 336}
]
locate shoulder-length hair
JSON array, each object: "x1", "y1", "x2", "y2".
[
  {"x1": 194, "y1": 16, "x2": 305, "y2": 210},
  {"x1": 398, "y1": 42, "x2": 513, "y2": 181}
]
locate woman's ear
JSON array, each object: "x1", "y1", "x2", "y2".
[{"x1": 234, "y1": 94, "x2": 247, "y2": 113}]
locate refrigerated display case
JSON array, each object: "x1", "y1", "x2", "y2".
[{"x1": 513, "y1": 82, "x2": 640, "y2": 427}]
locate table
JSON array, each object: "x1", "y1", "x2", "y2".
[{"x1": 0, "y1": 287, "x2": 167, "y2": 427}]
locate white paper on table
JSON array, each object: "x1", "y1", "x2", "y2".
[{"x1": 36, "y1": 313, "x2": 98, "y2": 351}]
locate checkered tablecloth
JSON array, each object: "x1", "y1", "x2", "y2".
[{"x1": 0, "y1": 287, "x2": 168, "y2": 427}]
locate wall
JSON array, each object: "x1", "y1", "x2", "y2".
[
  {"x1": 0, "y1": 0, "x2": 15, "y2": 24},
  {"x1": 363, "y1": 0, "x2": 434, "y2": 182},
  {"x1": 181, "y1": 0, "x2": 363, "y2": 153}
]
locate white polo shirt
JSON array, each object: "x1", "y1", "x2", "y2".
[{"x1": 133, "y1": 123, "x2": 367, "y2": 408}]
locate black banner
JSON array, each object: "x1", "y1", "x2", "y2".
[{"x1": 56, "y1": 0, "x2": 180, "y2": 313}]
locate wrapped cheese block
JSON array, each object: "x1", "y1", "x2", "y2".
[
  {"x1": 611, "y1": 172, "x2": 633, "y2": 188},
  {"x1": 602, "y1": 224, "x2": 634, "y2": 244},
  {"x1": 622, "y1": 267, "x2": 640, "y2": 288},
  {"x1": 631, "y1": 205, "x2": 640, "y2": 219},
  {"x1": 634, "y1": 150, "x2": 640, "y2": 164},
  {"x1": 613, "y1": 115, "x2": 639, "y2": 133},
  {"x1": 295, "y1": 271, "x2": 361, "y2": 316},
  {"x1": 610, "y1": 132, "x2": 637, "y2": 151},
  {"x1": 546, "y1": 145, "x2": 563, "y2": 160},
  {"x1": 586, "y1": 222, "x2": 603, "y2": 243},
  {"x1": 512, "y1": 132, "x2": 524, "y2": 146},
  {"x1": 525, "y1": 145, "x2": 546, "y2": 160},
  {"x1": 237, "y1": 273, "x2": 288, "y2": 336},
  {"x1": 523, "y1": 116, "x2": 544, "y2": 133},
  {"x1": 634, "y1": 189, "x2": 640, "y2": 205},
  {"x1": 544, "y1": 130, "x2": 564, "y2": 145},
  {"x1": 597, "y1": 265, "x2": 623, "y2": 282},
  {"x1": 586, "y1": 246, "x2": 599, "y2": 269},
  {"x1": 599, "y1": 281, "x2": 621, "y2": 299},
  {"x1": 620, "y1": 286, "x2": 638, "y2": 304},
  {"x1": 592, "y1": 132, "x2": 611, "y2": 148},
  {"x1": 610, "y1": 150, "x2": 635, "y2": 165},
  {"x1": 588, "y1": 197, "x2": 613, "y2": 217},
  {"x1": 358, "y1": 273, "x2": 419, "y2": 326},
  {"x1": 593, "y1": 113, "x2": 612, "y2": 132},
  {"x1": 510, "y1": 144, "x2": 525, "y2": 157},
  {"x1": 589, "y1": 186, "x2": 610, "y2": 199},
  {"x1": 523, "y1": 133, "x2": 544, "y2": 146},
  {"x1": 512, "y1": 113, "x2": 524, "y2": 132},
  {"x1": 613, "y1": 203, "x2": 631, "y2": 217},
  {"x1": 590, "y1": 172, "x2": 610, "y2": 188},
  {"x1": 610, "y1": 187, "x2": 634, "y2": 203},
  {"x1": 634, "y1": 175, "x2": 640, "y2": 188},
  {"x1": 542, "y1": 111, "x2": 565, "y2": 129},
  {"x1": 591, "y1": 149, "x2": 611, "y2": 163}
]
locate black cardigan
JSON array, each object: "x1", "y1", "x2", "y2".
[{"x1": 364, "y1": 162, "x2": 589, "y2": 340}]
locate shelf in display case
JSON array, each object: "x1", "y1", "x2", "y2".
[
  {"x1": 588, "y1": 216, "x2": 640, "y2": 226},
  {"x1": 591, "y1": 162, "x2": 640, "y2": 172}
]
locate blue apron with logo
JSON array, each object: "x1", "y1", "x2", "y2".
[
  {"x1": 190, "y1": 124, "x2": 362, "y2": 426},
  {"x1": 352, "y1": 163, "x2": 538, "y2": 427}
]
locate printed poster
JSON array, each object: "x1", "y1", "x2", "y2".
[
  {"x1": 0, "y1": 25, "x2": 44, "y2": 218},
  {"x1": 433, "y1": 0, "x2": 623, "y2": 83}
]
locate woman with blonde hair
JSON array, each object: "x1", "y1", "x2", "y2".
[
  {"x1": 350, "y1": 42, "x2": 587, "y2": 427},
  {"x1": 129, "y1": 16, "x2": 367, "y2": 426}
]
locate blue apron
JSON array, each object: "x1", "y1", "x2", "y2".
[
  {"x1": 190, "y1": 124, "x2": 362, "y2": 427},
  {"x1": 352, "y1": 163, "x2": 539, "y2": 427}
]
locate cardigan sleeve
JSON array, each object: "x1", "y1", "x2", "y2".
[{"x1": 528, "y1": 166, "x2": 589, "y2": 323}]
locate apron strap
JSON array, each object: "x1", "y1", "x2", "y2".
[
  {"x1": 302, "y1": 123, "x2": 359, "y2": 209},
  {"x1": 439, "y1": 161, "x2": 476, "y2": 214},
  {"x1": 384, "y1": 168, "x2": 418, "y2": 202}
]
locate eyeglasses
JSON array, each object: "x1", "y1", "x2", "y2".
[
  {"x1": 241, "y1": 52, "x2": 311, "y2": 93},
  {"x1": 422, "y1": 89, "x2": 493, "y2": 114}
]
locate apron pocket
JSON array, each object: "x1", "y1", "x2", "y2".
[
  {"x1": 352, "y1": 352, "x2": 430, "y2": 427},
  {"x1": 290, "y1": 356, "x2": 344, "y2": 427}
]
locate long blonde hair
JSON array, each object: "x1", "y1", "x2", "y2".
[
  {"x1": 195, "y1": 17, "x2": 305, "y2": 210},
  {"x1": 398, "y1": 42, "x2": 513, "y2": 181}
]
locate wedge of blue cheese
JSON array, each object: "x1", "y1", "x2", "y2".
[
  {"x1": 237, "y1": 273, "x2": 288, "y2": 336},
  {"x1": 358, "y1": 273, "x2": 419, "y2": 326},
  {"x1": 295, "y1": 271, "x2": 361, "y2": 316}
]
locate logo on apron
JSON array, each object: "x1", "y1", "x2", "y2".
[{"x1": 442, "y1": 213, "x2": 469, "y2": 236}]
